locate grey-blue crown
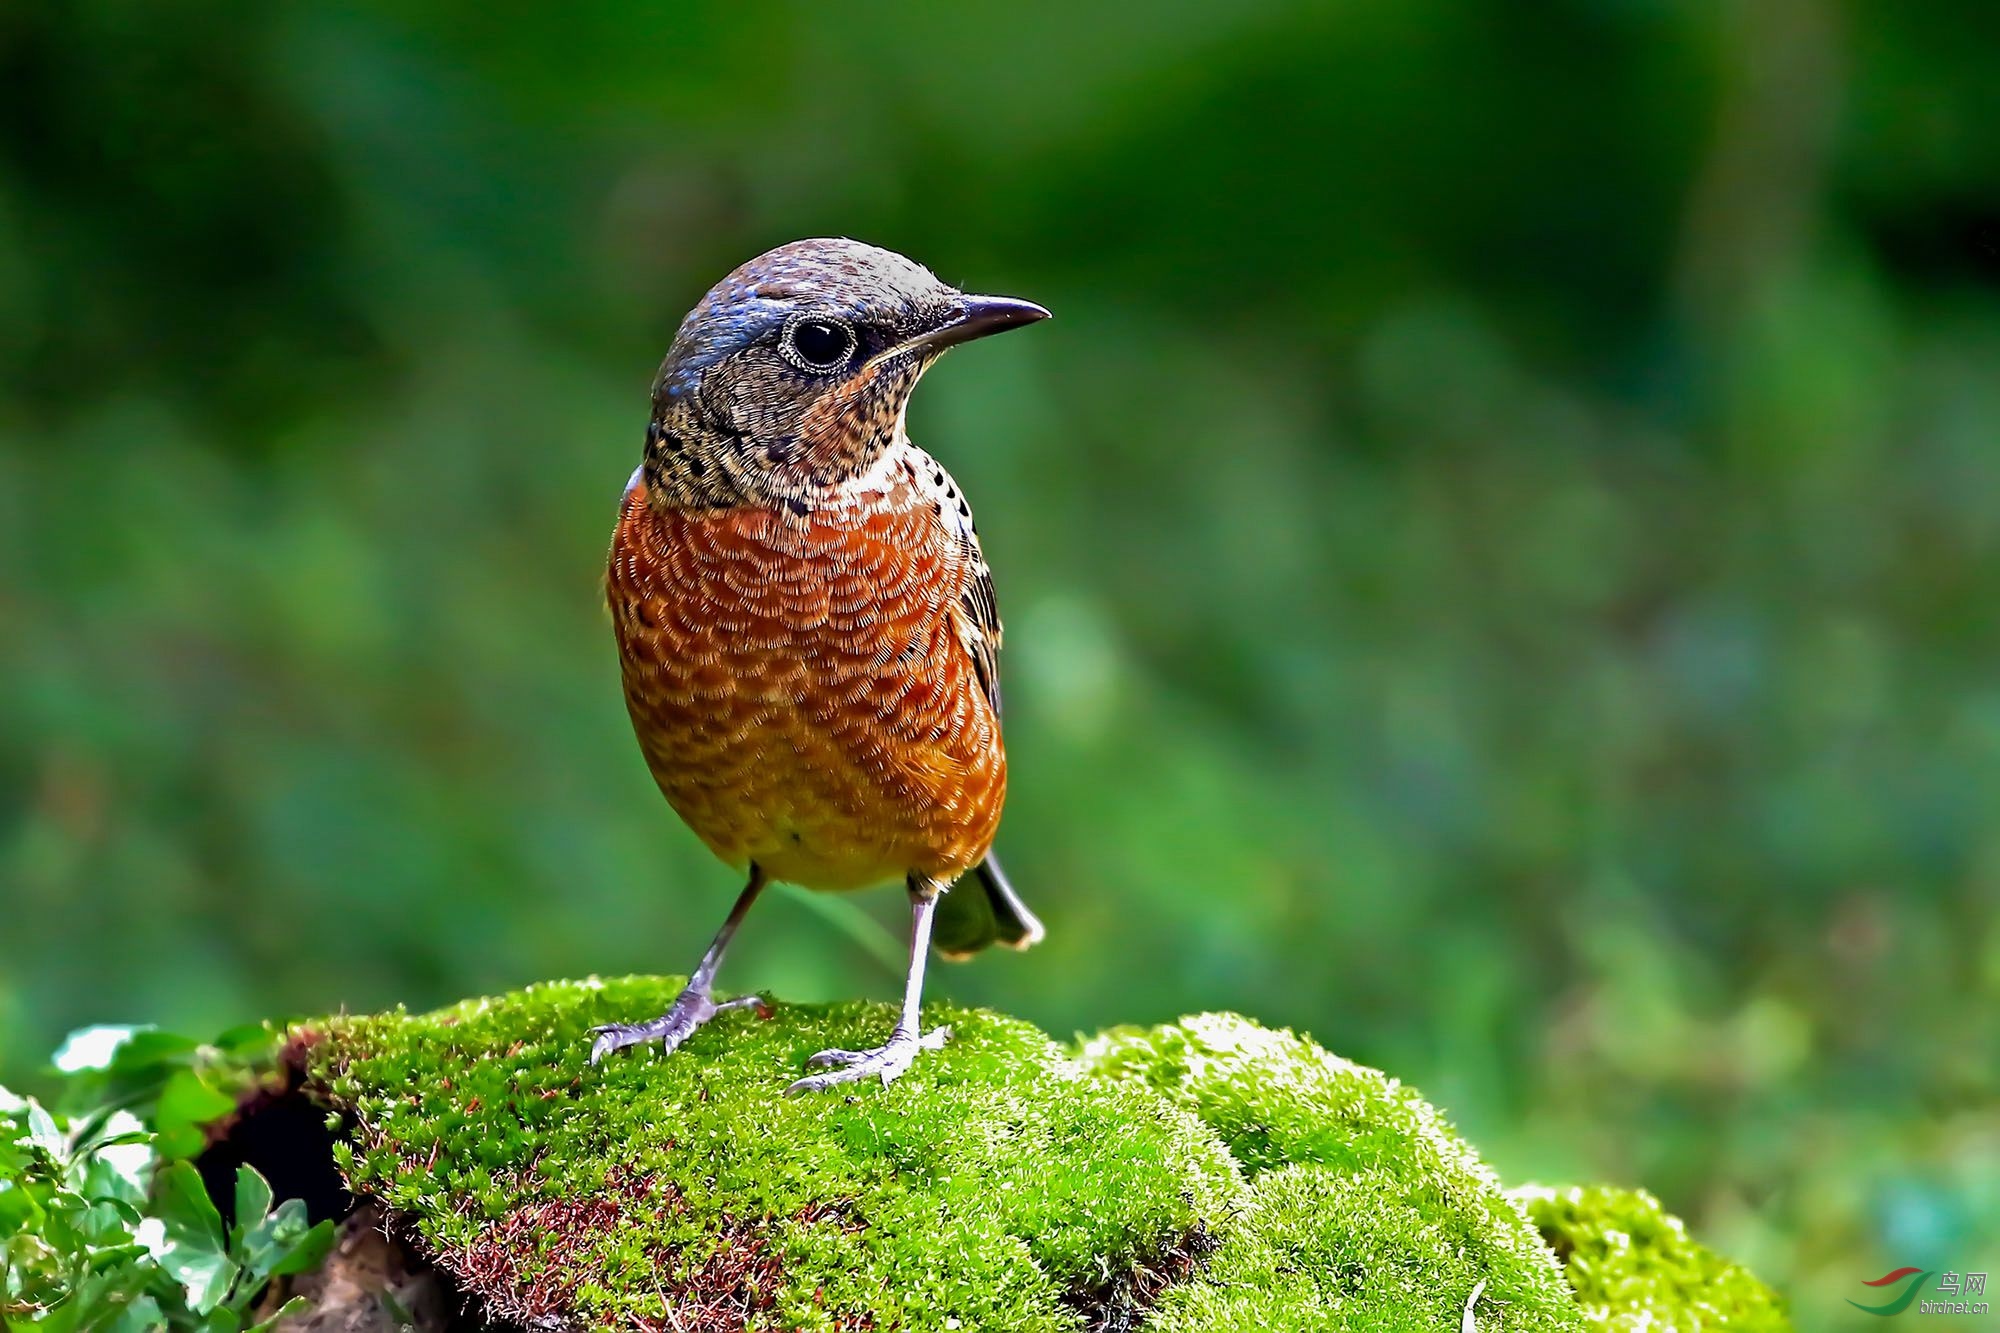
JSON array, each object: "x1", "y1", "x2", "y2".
[{"x1": 656, "y1": 239, "x2": 952, "y2": 399}]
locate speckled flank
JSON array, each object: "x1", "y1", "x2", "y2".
[{"x1": 609, "y1": 457, "x2": 1004, "y2": 891}]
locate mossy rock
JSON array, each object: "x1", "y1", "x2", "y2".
[
  {"x1": 309, "y1": 977, "x2": 1238, "y2": 1330},
  {"x1": 1515, "y1": 1184, "x2": 1790, "y2": 1332},
  {"x1": 292, "y1": 979, "x2": 1787, "y2": 1331},
  {"x1": 1075, "y1": 1013, "x2": 1583, "y2": 1330}
]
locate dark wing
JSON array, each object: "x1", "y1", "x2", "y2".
[
  {"x1": 960, "y1": 545, "x2": 1003, "y2": 717},
  {"x1": 913, "y1": 449, "x2": 1044, "y2": 959},
  {"x1": 918, "y1": 449, "x2": 1003, "y2": 717}
]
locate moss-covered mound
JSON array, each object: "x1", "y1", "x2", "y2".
[
  {"x1": 1075, "y1": 1014, "x2": 1582, "y2": 1331},
  {"x1": 311, "y1": 977, "x2": 1241, "y2": 1330},
  {"x1": 296, "y1": 980, "x2": 1786, "y2": 1332},
  {"x1": 1516, "y1": 1185, "x2": 1790, "y2": 1331}
]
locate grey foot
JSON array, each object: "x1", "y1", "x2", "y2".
[
  {"x1": 589, "y1": 989, "x2": 767, "y2": 1065},
  {"x1": 785, "y1": 1025, "x2": 951, "y2": 1095}
]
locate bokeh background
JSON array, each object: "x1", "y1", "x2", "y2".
[{"x1": 3, "y1": 3, "x2": 1997, "y2": 1326}]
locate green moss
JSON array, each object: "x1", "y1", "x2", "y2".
[
  {"x1": 305, "y1": 977, "x2": 1241, "y2": 1331},
  {"x1": 1515, "y1": 1184, "x2": 1789, "y2": 1331},
  {"x1": 295, "y1": 988, "x2": 1785, "y2": 1332},
  {"x1": 1076, "y1": 1014, "x2": 1583, "y2": 1330}
]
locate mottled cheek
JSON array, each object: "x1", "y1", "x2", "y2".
[
  {"x1": 723, "y1": 364, "x2": 814, "y2": 435},
  {"x1": 795, "y1": 363, "x2": 916, "y2": 471}
]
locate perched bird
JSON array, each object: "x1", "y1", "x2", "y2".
[{"x1": 591, "y1": 239, "x2": 1048, "y2": 1092}]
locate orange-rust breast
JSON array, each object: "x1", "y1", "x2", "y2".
[{"x1": 607, "y1": 458, "x2": 1005, "y2": 891}]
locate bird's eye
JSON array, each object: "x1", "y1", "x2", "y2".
[{"x1": 781, "y1": 316, "x2": 857, "y2": 372}]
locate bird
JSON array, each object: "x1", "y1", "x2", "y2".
[{"x1": 590, "y1": 238, "x2": 1048, "y2": 1093}]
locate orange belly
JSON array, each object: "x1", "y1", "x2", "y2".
[{"x1": 607, "y1": 476, "x2": 1005, "y2": 891}]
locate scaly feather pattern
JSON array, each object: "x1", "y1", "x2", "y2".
[{"x1": 610, "y1": 448, "x2": 1005, "y2": 891}]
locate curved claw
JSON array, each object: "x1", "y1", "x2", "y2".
[
  {"x1": 786, "y1": 1025, "x2": 951, "y2": 1095},
  {"x1": 803, "y1": 1047, "x2": 871, "y2": 1070},
  {"x1": 588, "y1": 989, "x2": 766, "y2": 1065}
]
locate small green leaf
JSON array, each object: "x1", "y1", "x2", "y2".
[
  {"x1": 81, "y1": 1142, "x2": 154, "y2": 1208},
  {"x1": 41, "y1": 1195, "x2": 91, "y2": 1252},
  {"x1": 212, "y1": 1023, "x2": 281, "y2": 1061},
  {"x1": 172, "y1": 1246, "x2": 238, "y2": 1316},
  {"x1": 0, "y1": 1179, "x2": 43, "y2": 1233},
  {"x1": 231, "y1": 1165, "x2": 273, "y2": 1249},
  {"x1": 24, "y1": 1100, "x2": 67, "y2": 1160},
  {"x1": 242, "y1": 1197, "x2": 334, "y2": 1284},
  {"x1": 106, "y1": 1029, "x2": 202, "y2": 1073},
  {"x1": 54, "y1": 1252, "x2": 160, "y2": 1333},
  {"x1": 82, "y1": 1239, "x2": 154, "y2": 1267},
  {"x1": 155, "y1": 1160, "x2": 236, "y2": 1314},
  {"x1": 105, "y1": 1293, "x2": 168, "y2": 1333},
  {"x1": 155, "y1": 1161, "x2": 224, "y2": 1249},
  {"x1": 245, "y1": 1294, "x2": 312, "y2": 1333},
  {"x1": 3, "y1": 1231, "x2": 61, "y2": 1295},
  {"x1": 155, "y1": 1069, "x2": 237, "y2": 1160},
  {"x1": 77, "y1": 1198, "x2": 137, "y2": 1246},
  {"x1": 269, "y1": 1217, "x2": 336, "y2": 1278}
]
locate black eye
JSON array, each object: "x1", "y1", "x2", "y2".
[{"x1": 782, "y1": 316, "x2": 856, "y2": 371}]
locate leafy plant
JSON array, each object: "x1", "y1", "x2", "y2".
[{"x1": 1, "y1": 1027, "x2": 335, "y2": 1332}]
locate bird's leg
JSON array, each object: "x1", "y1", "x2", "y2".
[
  {"x1": 589, "y1": 865, "x2": 770, "y2": 1064},
  {"x1": 787, "y1": 877, "x2": 951, "y2": 1094}
]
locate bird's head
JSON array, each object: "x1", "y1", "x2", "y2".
[{"x1": 641, "y1": 238, "x2": 1048, "y2": 510}]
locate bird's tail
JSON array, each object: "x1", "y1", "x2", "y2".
[{"x1": 933, "y1": 853, "x2": 1045, "y2": 961}]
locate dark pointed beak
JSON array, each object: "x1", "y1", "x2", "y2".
[{"x1": 900, "y1": 295, "x2": 1051, "y2": 356}]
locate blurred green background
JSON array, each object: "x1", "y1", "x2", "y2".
[{"x1": 3, "y1": 2, "x2": 1997, "y2": 1326}]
